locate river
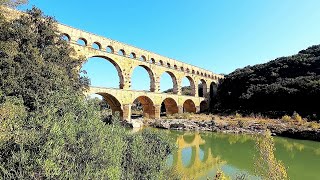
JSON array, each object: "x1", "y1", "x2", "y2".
[{"x1": 164, "y1": 130, "x2": 320, "y2": 179}]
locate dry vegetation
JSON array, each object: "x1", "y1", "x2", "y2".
[{"x1": 162, "y1": 112, "x2": 320, "y2": 130}]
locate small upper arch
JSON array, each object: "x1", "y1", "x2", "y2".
[
  {"x1": 77, "y1": 37, "x2": 87, "y2": 46},
  {"x1": 106, "y1": 46, "x2": 114, "y2": 53},
  {"x1": 140, "y1": 55, "x2": 147, "y2": 61},
  {"x1": 150, "y1": 58, "x2": 156, "y2": 64},
  {"x1": 130, "y1": 52, "x2": 137, "y2": 59},
  {"x1": 118, "y1": 49, "x2": 126, "y2": 56},
  {"x1": 60, "y1": 33, "x2": 71, "y2": 42},
  {"x1": 92, "y1": 42, "x2": 102, "y2": 50}
]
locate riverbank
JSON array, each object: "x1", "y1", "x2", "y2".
[{"x1": 142, "y1": 114, "x2": 320, "y2": 141}]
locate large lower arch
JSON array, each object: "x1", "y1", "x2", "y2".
[
  {"x1": 209, "y1": 81, "x2": 218, "y2": 110},
  {"x1": 131, "y1": 65, "x2": 155, "y2": 92},
  {"x1": 181, "y1": 76, "x2": 196, "y2": 96},
  {"x1": 95, "y1": 92, "x2": 123, "y2": 119},
  {"x1": 160, "y1": 71, "x2": 178, "y2": 94},
  {"x1": 87, "y1": 55, "x2": 125, "y2": 89},
  {"x1": 183, "y1": 99, "x2": 196, "y2": 113},
  {"x1": 132, "y1": 96, "x2": 156, "y2": 118},
  {"x1": 200, "y1": 101, "x2": 209, "y2": 113},
  {"x1": 162, "y1": 98, "x2": 178, "y2": 115}
]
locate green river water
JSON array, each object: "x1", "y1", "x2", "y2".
[{"x1": 164, "y1": 130, "x2": 320, "y2": 180}]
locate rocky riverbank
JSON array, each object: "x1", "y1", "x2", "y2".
[{"x1": 143, "y1": 118, "x2": 320, "y2": 141}]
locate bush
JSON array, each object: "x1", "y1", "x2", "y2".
[
  {"x1": 281, "y1": 115, "x2": 292, "y2": 122},
  {"x1": 292, "y1": 112, "x2": 303, "y2": 123}
]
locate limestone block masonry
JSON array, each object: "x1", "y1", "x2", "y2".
[{"x1": 3, "y1": 7, "x2": 224, "y2": 121}]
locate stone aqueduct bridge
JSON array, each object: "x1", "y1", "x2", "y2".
[{"x1": 56, "y1": 23, "x2": 223, "y2": 121}]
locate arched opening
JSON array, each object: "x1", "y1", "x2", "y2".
[
  {"x1": 180, "y1": 67, "x2": 184, "y2": 71},
  {"x1": 80, "y1": 56, "x2": 124, "y2": 89},
  {"x1": 161, "y1": 98, "x2": 178, "y2": 116},
  {"x1": 198, "y1": 79, "x2": 207, "y2": 97},
  {"x1": 86, "y1": 93, "x2": 123, "y2": 122},
  {"x1": 167, "y1": 63, "x2": 171, "y2": 68},
  {"x1": 130, "y1": 52, "x2": 136, "y2": 59},
  {"x1": 118, "y1": 49, "x2": 126, "y2": 56},
  {"x1": 150, "y1": 58, "x2": 155, "y2": 64},
  {"x1": 131, "y1": 65, "x2": 155, "y2": 92},
  {"x1": 183, "y1": 99, "x2": 196, "y2": 113},
  {"x1": 160, "y1": 71, "x2": 178, "y2": 94},
  {"x1": 181, "y1": 76, "x2": 195, "y2": 96},
  {"x1": 159, "y1": 60, "x2": 164, "y2": 66},
  {"x1": 200, "y1": 101, "x2": 209, "y2": 113},
  {"x1": 140, "y1": 55, "x2": 146, "y2": 61},
  {"x1": 174, "y1": 65, "x2": 178, "y2": 70},
  {"x1": 106, "y1": 46, "x2": 114, "y2": 53},
  {"x1": 209, "y1": 82, "x2": 218, "y2": 111},
  {"x1": 60, "y1": 33, "x2": 70, "y2": 42},
  {"x1": 192, "y1": 70, "x2": 195, "y2": 74},
  {"x1": 131, "y1": 96, "x2": 155, "y2": 119},
  {"x1": 92, "y1": 42, "x2": 101, "y2": 50},
  {"x1": 77, "y1": 38, "x2": 87, "y2": 46}
]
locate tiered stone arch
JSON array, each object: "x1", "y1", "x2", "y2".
[
  {"x1": 96, "y1": 92, "x2": 123, "y2": 118},
  {"x1": 162, "y1": 98, "x2": 179, "y2": 115},
  {"x1": 159, "y1": 71, "x2": 179, "y2": 94},
  {"x1": 183, "y1": 99, "x2": 196, "y2": 113},
  {"x1": 130, "y1": 65, "x2": 156, "y2": 92},
  {"x1": 89, "y1": 55, "x2": 125, "y2": 89},
  {"x1": 132, "y1": 96, "x2": 156, "y2": 119}
]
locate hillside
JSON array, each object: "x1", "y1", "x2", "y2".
[{"x1": 214, "y1": 45, "x2": 320, "y2": 119}]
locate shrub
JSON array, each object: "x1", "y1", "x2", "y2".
[
  {"x1": 292, "y1": 112, "x2": 303, "y2": 123},
  {"x1": 235, "y1": 113, "x2": 242, "y2": 119},
  {"x1": 281, "y1": 115, "x2": 292, "y2": 122},
  {"x1": 237, "y1": 120, "x2": 245, "y2": 128},
  {"x1": 307, "y1": 122, "x2": 320, "y2": 129}
]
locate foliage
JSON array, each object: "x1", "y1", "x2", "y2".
[
  {"x1": 0, "y1": 7, "x2": 175, "y2": 179},
  {"x1": 214, "y1": 45, "x2": 320, "y2": 120},
  {"x1": 0, "y1": 0, "x2": 27, "y2": 7},
  {"x1": 292, "y1": 111, "x2": 303, "y2": 123},
  {"x1": 281, "y1": 115, "x2": 292, "y2": 122},
  {"x1": 122, "y1": 129, "x2": 176, "y2": 179},
  {"x1": 254, "y1": 130, "x2": 288, "y2": 180}
]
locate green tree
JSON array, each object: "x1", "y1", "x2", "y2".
[{"x1": 0, "y1": 7, "x2": 175, "y2": 179}]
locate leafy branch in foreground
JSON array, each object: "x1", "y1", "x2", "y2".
[{"x1": 254, "y1": 130, "x2": 288, "y2": 180}]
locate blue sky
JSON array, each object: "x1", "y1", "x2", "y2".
[{"x1": 20, "y1": 0, "x2": 320, "y2": 91}]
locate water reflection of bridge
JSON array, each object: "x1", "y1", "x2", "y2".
[{"x1": 171, "y1": 133, "x2": 226, "y2": 179}]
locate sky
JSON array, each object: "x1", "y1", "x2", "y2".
[{"x1": 20, "y1": 0, "x2": 320, "y2": 92}]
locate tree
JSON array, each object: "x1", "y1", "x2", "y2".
[{"x1": 0, "y1": 7, "x2": 175, "y2": 179}]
